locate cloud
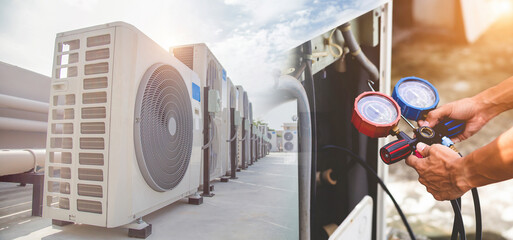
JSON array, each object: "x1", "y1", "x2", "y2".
[{"x1": 0, "y1": 0, "x2": 384, "y2": 127}]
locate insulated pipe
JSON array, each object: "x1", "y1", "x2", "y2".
[
  {"x1": 0, "y1": 94, "x2": 49, "y2": 114},
  {"x1": 277, "y1": 74, "x2": 312, "y2": 240},
  {"x1": 340, "y1": 23, "x2": 379, "y2": 82},
  {"x1": 0, "y1": 149, "x2": 52, "y2": 176},
  {"x1": 0, "y1": 117, "x2": 47, "y2": 133}
]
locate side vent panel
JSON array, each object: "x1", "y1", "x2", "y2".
[
  {"x1": 172, "y1": 46, "x2": 194, "y2": 70},
  {"x1": 45, "y1": 27, "x2": 114, "y2": 226}
]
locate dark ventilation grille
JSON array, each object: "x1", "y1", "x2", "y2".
[
  {"x1": 209, "y1": 124, "x2": 219, "y2": 175},
  {"x1": 173, "y1": 47, "x2": 194, "y2": 70},
  {"x1": 284, "y1": 132, "x2": 294, "y2": 141},
  {"x1": 284, "y1": 142, "x2": 294, "y2": 151},
  {"x1": 249, "y1": 103, "x2": 253, "y2": 122},
  {"x1": 267, "y1": 133, "x2": 272, "y2": 139},
  {"x1": 243, "y1": 92, "x2": 249, "y2": 118},
  {"x1": 134, "y1": 64, "x2": 193, "y2": 192}
]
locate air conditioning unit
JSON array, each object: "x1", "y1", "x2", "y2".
[
  {"x1": 235, "y1": 86, "x2": 245, "y2": 168},
  {"x1": 248, "y1": 102, "x2": 254, "y2": 164},
  {"x1": 43, "y1": 22, "x2": 202, "y2": 228},
  {"x1": 283, "y1": 130, "x2": 298, "y2": 152},
  {"x1": 242, "y1": 91, "x2": 250, "y2": 167},
  {"x1": 269, "y1": 131, "x2": 279, "y2": 152},
  {"x1": 171, "y1": 43, "x2": 228, "y2": 181}
]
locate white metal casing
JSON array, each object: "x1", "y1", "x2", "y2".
[
  {"x1": 269, "y1": 131, "x2": 279, "y2": 152},
  {"x1": 43, "y1": 22, "x2": 202, "y2": 228},
  {"x1": 235, "y1": 86, "x2": 245, "y2": 167},
  {"x1": 171, "y1": 43, "x2": 228, "y2": 181}
]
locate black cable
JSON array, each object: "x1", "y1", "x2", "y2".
[
  {"x1": 457, "y1": 152, "x2": 482, "y2": 240},
  {"x1": 472, "y1": 188, "x2": 482, "y2": 240},
  {"x1": 451, "y1": 198, "x2": 466, "y2": 240},
  {"x1": 322, "y1": 145, "x2": 416, "y2": 240},
  {"x1": 451, "y1": 199, "x2": 466, "y2": 240}
]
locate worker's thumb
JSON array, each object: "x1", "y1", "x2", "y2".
[{"x1": 416, "y1": 142, "x2": 430, "y2": 157}]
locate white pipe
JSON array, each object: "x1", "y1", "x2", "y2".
[
  {"x1": 277, "y1": 74, "x2": 312, "y2": 240},
  {"x1": 0, "y1": 149, "x2": 52, "y2": 176},
  {"x1": 0, "y1": 117, "x2": 47, "y2": 133},
  {"x1": 0, "y1": 94, "x2": 49, "y2": 114}
]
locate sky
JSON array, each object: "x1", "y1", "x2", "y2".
[{"x1": 0, "y1": 0, "x2": 385, "y2": 129}]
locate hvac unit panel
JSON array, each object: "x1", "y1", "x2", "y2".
[
  {"x1": 43, "y1": 22, "x2": 202, "y2": 228},
  {"x1": 270, "y1": 131, "x2": 279, "y2": 152},
  {"x1": 172, "y1": 43, "x2": 228, "y2": 181},
  {"x1": 283, "y1": 130, "x2": 297, "y2": 152}
]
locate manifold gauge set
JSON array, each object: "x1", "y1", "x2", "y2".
[{"x1": 351, "y1": 76, "x2": 465, "y2": 164}]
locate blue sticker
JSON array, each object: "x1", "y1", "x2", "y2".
[
  {"x1": 192, "y1": 82, "x2": 200, "y2": 102},
  {"x1": 222, "y1": 69, "x2": 227, "y2": 81}
]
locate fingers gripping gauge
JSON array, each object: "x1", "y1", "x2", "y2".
[
  {"x1": 352, "y1": 92, "x2": 401, "y2": 138},
  {"x1": 392, "y1": 76, "x2": 439, "y2": 121}
]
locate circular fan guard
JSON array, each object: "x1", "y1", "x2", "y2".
[
  {"x1": 284, "y1": 142, "x2": 294, "y2": 151},
  {"x1": 284, "y1": 132, "x2": 294, "y2": 141},
  {"x1": 134, "y1": 64, "x2": 193, "y2": 192}
]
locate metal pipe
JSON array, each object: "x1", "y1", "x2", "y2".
[
  {"x1": 0, "y1": 117, "x2": 47, "y2": 132},
  {"x1": 0, "y1": 149, "x2": 51, "y2": 176},
  {"x1": 0, "y1": 94, "x2": 49, "y2": 114},
  {"x1": 340, "y1": 23, "x2": 379, "y2": 82},
  {"x1": 277, "y1": 74, "x2": 312, "y2": 240}
]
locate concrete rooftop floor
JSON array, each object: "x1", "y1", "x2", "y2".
[{"x1": 0, "y1": 152, "x2": 299, "y2": 240}]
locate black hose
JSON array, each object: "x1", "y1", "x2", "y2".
[
  {"x1": 322, "y1": 145, "x2": 416, "y2": 240},
  {"x1": 472, "y1": 188, "x2": 482, "y2": 240},
  {"x1": 451, "y1": 198, "x2": 462, "y2": 240},
  {"x1": 450, "y1": 200, "x2": 466, "y2": 240}
]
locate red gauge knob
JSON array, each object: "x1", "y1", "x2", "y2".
[{"x1": 352, "y1": 91, "x2": 401, "y2": 138}]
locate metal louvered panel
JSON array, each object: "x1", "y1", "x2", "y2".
[
  {"x1": 173, "y1": 46, "x2": 194, "y2": 70},
  {"x1": 45, "y1": 29, "x2": 113, "y2": 223},
  {"x1": 134, "y1": 64, "x2": 193, "y2": 192}
]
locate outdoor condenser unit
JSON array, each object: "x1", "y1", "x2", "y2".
[
  {"x1": 171, "y1": 43, "x2": 228, "y2": 181},
  {"x1": 283, "y1": 130, "x2": 298, "y2": 152},
  {"x1": 43, "y1": 22, "x2": 202, "y2": 227},
  {"x1": 235, "y1": 85, "x2": 245, "y2": 168},
  {"x1": 269, "y1": 131, "x2": 279, "y2": 152}
]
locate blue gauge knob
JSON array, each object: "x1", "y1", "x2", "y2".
[{"x1": 392, "y1": 76, "x2": 440, "y2": 121}]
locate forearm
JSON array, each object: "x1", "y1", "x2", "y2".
[
  {"x1": 473, "y1": 76, "x2": 513, "y2": 119},
  {"x1": 459, "y1": 125, "x2": 513, "y2": 188}
]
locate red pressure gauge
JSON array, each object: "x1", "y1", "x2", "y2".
[{"x1": 351, "y1": 91, "x2": 401, "y2": 138}]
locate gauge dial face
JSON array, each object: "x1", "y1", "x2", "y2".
[
  {"x1": 397, "y1": 80, "x2": 437, "y2": 108},
  {"x1": 357, "y1": 95, "x2": 398, "y2": 124}
]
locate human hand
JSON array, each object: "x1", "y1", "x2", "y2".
[
  {"x1": 418, "y1": 97, "x2": 492, "y2": 142},
  {"x1": 405, "y1": 142, "x2": 471, "y2": 201}
]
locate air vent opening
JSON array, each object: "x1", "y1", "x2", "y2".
[
  {"x1": 80, "y1": 138, "x2": 104, "y2": 149},
  {"x1": 82, "y1": 92, "x2": 107, "y2": 104},
  {"x1": 79, "y1": 153, "x2": 104, "y2": 166},
  {"x1": 52, "y1": 108, "x2": 74, "y2": 120},
  {"x1": 77, "y1": 199, "x2": 102, "y2": 214},
  {"x1": 81, "y1": 107, "x2": 106, "y2": 119},
  {"x1": 83, "y1": 77, "x2": 108, "y2": 90},
  {"x1": 78, "y1": 168, "x2": 103, "y2": 181}
]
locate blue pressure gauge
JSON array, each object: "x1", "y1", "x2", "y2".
[{"x1": 392, "y1": 76, "x2": 440, "y2": 121}]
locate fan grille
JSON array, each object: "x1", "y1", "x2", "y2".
[
  {"x1": 134, "y1": 64, "x2": 193, "y2": 192},
  {"x1": 267, "y1": 133, "x2": 272, "y2": 139},
  {"x1": 284, "y1": 142, "x2": 294, "y2": 151},
  {"x1": 284, "y1": 132, "x2": 293, "y2": 141}
]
